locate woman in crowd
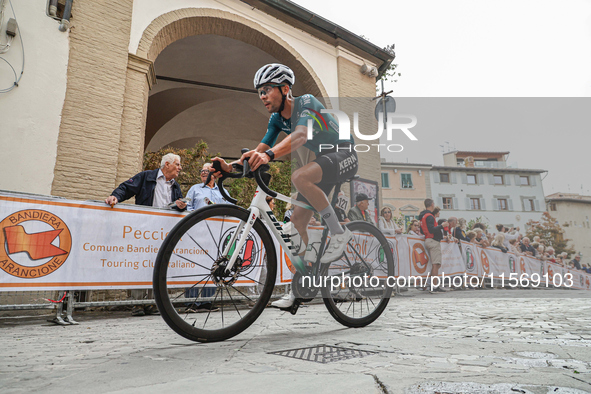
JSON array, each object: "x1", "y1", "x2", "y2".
[
  {"x1": 491, "y1": 233, "x2": 508, "y2": 253},
  {"x1": 508, "y1": 239, "x2": 521, "y2": 254},
  {"x1": 466, "y1": 230, "x2": 477, "y2": 243},
  {"x1": 406, "y1": 219, "x2": 421, "y2": 236},
  {"x1": 378, "y1": 207, "x2": 402, "y2": 235}
]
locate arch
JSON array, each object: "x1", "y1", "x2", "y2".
[{"x1": 136, "y1": 8, "x2": 328, "y2": 98}]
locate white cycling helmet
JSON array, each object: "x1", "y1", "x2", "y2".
[{"x1": 253, "y1": 63, "x2": 295, "y2": 89}]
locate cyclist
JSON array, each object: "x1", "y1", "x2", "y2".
[{"x1": 213, "y1": 63, "x2": 358, "y2": 272}]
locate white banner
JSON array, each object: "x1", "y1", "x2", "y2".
[{"x1": 0, "y1": 192, "x2": 292, "y2": 291}]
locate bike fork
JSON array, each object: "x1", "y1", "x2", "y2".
[{"x1": 221, "y1": 207, "x2": 260, "y2": 272}]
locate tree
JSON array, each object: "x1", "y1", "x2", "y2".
[
  {"x1": 379, "y1": 44, "x2": 401, "y2": 84},
  {"x1": 525, "y1": 212, "x2": 575, "y2": 256}
]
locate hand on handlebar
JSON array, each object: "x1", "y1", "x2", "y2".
[
  {"x1": 239, "y1": 150, "x2": 269, "y2": 171},
  {"x1": 211, "y1": 157, "x2": 233, "y2": 175}
]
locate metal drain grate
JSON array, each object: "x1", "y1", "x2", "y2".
[{"x1": 268, "y1": 344, "x2": 378, "y2": 364}]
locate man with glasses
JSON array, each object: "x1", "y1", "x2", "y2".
[
  {"x1": 213, "y1": 63, "x2": 358, "y2": 309},
  {"x1": 186, "y1": 163, "x2": 231, "y2": 211}
]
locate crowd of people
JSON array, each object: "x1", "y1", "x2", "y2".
[{"x1": 372, "y1": 197, "x2": 587, "y2": 274}]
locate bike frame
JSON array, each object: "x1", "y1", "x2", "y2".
[{"x1": 220, "y1": 184, "x2": 337, "y2": 278}]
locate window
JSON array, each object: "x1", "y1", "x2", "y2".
[
  {"x1": 443, "y1": 197, "x2": 453, "y2": 209},
  {"x1": 470, "y1": 198, "x2": 481, "y2": 210},
  {"x1": 549, "y1": 203, "x2": 557, "y2": 211},
  {"x1": 440, "y1": 173, "x2": 450, "y2": 183},
  {"x1": 498, "y1": 198, "x2": 508, "y2": 210},
  {"x1": 520, "y1": 176, "x2": 530, "y2": 186},
  {"x1": 467, "y1": 174, "x2": 477, "y2": 184},
  {"x1": 401, "y1": 173, "x2": 413, "y2": 189},
  {"x1": 381, "y1": 172, "x2": 390, "y2": 188},
  {"x1": 526, "y1": 199, "x2": 535, "y2": 211},
  {"x1": 494, "y1": 175, "x2": 504, "y2": 185}
]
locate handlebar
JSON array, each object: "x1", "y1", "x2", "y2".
[{"x1": 205, "y1": 149, "x2": 277, "y2": 205}]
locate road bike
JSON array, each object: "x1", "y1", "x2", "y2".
[{"x1": 153, "y1": 150, "x2": 395, "y2": 342}]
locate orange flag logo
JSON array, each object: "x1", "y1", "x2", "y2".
[
  {"x1": 4, "y1": 226, "x2": 68, "y2": 260},
  {"x1": 0, "y1": 209, "x2": 72, "y2": 279}
]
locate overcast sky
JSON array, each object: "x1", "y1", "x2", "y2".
[{"x1": 293, "y1": 0, "x2": 591, "y2": 195}]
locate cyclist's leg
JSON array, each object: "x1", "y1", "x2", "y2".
[{"x1": 290, "y1": 204, "x2": 314, "y2": 247}]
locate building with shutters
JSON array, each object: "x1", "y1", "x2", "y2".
[
  {"x1": 380, "y1": 160, "x2": 432, "y2": 227},
  {"x1": 428, "y1": 151, "x2": 546, "y2": 229}
]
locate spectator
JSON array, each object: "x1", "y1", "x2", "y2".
[
  {"x1": 508, "y1": 238, "x2": 521, "y2": 254},
  {"x1": 436, "y1": 218, "x2": 450, "y2": 241},
  {"x1": 418, "y1": 198, "x2": 448, "y2": 293},
  {"x1": 379, "y1": 207, "x2": 402, "y2": 235},
  {"x1": 266, "y1": 196, "x2": 275, "y2": 210},
  {"x1": 495, "y1": 224, "x2": 520, "y2": 249},
  {"x1": 186, "y1": 163, "x2": 229, "y2": 211},
  {"x1": 406, "y1": 219, "x2": 421, "y2": 236},
  {"x1": 546, "y1": 246, "x2": 556, "y2": 262},
  {"x1": 571, "y1": 253, "x2": 583, "y2": 270},
  {"x1": 520, "y1": 237, "x2": 537, "y2": 256},
  {"x1": 537, "y1": 244, "x2": 546, "y2": 258},
  {"x1": 449, "y1": 217, "x2": 468, "y2": 242},
  {"x1": 474, "y1": 228, "x2": 486, "y2": 246},
  {"x1": 283, "y1": 202, "x2": 293, "y2": 223},
  {"x1": 491, "y1": 233, "x2": 508, "y2": 253},
  {"x1": 105, "y1": 153, "x2": 187, "y2": 317},
  {"x1": 105, "y1": 153, "x2": 187, "y2": 211},
  {"x1": 466, "y1": 230, "x2": 477, "y2": 243},
  {"x1": 348, "y1": 193, "x2": 373, "y2": 224}
]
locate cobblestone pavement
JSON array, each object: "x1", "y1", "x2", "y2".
[{"x1": 1, "y1": 289, "x2": 591, "y2": 393}]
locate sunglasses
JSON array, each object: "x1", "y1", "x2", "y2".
[
  {"x1": 257, "y1": 84, "x2": 284, "y2": 98},
  {"x1": 383, "y1": 211, "x2": 392, "y2": 214},
  {"x1": 200, "y1": 170, "x2": 211, "y2": 175}
]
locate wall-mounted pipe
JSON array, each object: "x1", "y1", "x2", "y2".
[
  {"x1": 58, "y1": 0, "x2": 72, "y2": 32},
  {"x1": 48, "y1": 0, "x2": 58, "y2": 17}
]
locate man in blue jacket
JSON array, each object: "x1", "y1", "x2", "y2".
[
  {"x1": 105, "y1": 153, "x2": 187, "y2": 210},
  {"x1": 105, "y1": 153, "x2": 187, "y2": 316}
]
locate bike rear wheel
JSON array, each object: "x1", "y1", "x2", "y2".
[
  {"x1": 320, "y1": 221, "x2": 395, "y2": 327},
  {"x1": 153, "y1": 205, "x2": 277, "y2": 342}
]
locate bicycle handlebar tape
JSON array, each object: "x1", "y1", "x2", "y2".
[{"x1": 255, "y1": 165, "x2": 277, "y2": 198}]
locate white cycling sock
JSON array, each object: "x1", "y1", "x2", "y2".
[{"x1": 320, "y1": 206, "x2": 344, "y2": 235}]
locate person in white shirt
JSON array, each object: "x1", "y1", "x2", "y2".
[
  {"x1": 378, "y1": 207, "x2": 402, "y2": 236},
  {"x1": 186, "y1": 163, "x2": 231, "y2": 211}
]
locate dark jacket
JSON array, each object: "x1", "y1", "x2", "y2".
[
  {"x1": 520, "y1": 243, "x2": 537, "y2": 256},
  {"x1": 348, "y1": 206, "x2": 373, "y2": 224},
  {"x1": 111, "y1": 169, "x2": 183, "y2": 209},
  {"x1": 418, "y1": 209, "x2": 444, "y2": 241},
  {"x1": 451, "y1": 227, "x2": 469, "y2": 242}
]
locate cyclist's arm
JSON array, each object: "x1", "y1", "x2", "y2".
[{"x1": 246, "y1": 126, "x2": 307, "y2": 170}]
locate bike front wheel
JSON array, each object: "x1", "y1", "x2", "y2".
[
  {"x1": 153, "y1": 205, "x2": 277, "y2": 343},
  {"x1": 320, "y1": 221, "x2": 395, "y2": 327}
]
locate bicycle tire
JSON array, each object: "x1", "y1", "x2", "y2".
[
  {"x1": 153, "y1": 205, "x2": 277, "y2": 343},
  {"x1": 320, "y1": 221, "x2": 395, "y2": 328}
]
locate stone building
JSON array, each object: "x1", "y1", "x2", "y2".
[
  {"x1": 1, "y1": 0, "x2": 393, "y2": 202},
  {"x1": 546, "y1": 193, "x2": 591, "y2": 258}
]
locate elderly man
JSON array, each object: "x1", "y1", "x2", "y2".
[
  {"x1": 519, "y1": 237, "x2": 537, "y2": 256},
  {"x1": 105, "y1": 153, "x2": 187, "y2": 317},
  {"x1": 571, "y1": 253, "x2": 583, "y2": 270},
  {"x1": 348, "y1": 193, "x2": 373, "y2": 224},
  {"x1": 105, "y1": 153, "x2": 187, "y2": 210},
  {"x1": 186, "y1": 163, "x2": 230, "y2": 211}
]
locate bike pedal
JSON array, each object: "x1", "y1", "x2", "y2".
[{"x1": 289, "y1": 298, "x2": 303, "y2": 315}]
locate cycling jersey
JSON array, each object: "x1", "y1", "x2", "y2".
[{"x1": 261, "y1": 94, "x2": 354, "y2": 154}]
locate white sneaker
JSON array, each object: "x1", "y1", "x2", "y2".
[
  {"x1": 320, "y1": 228, "x2": 352, "y2": 264},
  {"x1": 271, "y1": 293, "x2": 295, "y2": 308}
]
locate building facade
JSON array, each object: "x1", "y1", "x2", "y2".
[
  {"x1": 546, "y1": 193, "x2": 591, "y2": 257},
  {"x1": 1, "y1": 0, "x2": 393, "y2": 202},
  {"x1": 380, "y1": 160, "x2": 432, "y2": 227},
  {"x1": 429, "y1": 151, "x2": 546, "y2": 228}
]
